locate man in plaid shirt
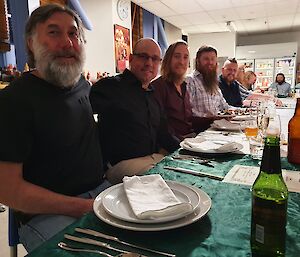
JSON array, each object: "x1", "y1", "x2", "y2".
[{"x1": 186, "y1": 45, "x2": 229, "y2": 131}]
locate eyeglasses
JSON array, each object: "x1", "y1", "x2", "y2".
[{"x1": 133, "y1": 53, "x2": 162, "y2": 64}]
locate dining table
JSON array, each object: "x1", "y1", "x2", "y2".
[{"x1": 26, "y1": 98, "x2": 300, "y2": 257}]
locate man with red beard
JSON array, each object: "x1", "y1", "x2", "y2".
[
  {"x1": 90, "y1": 38, "x2": 179, "y2": 184},
  {"x1": 186, "y1": 45, "x2": 229, "y2": 131},
  {"x1": 219, "y1": 58, "x2": 243, "y2": 107},
  {"x1": 0, "y1": 5, "x2": 109, "y2": 252}
]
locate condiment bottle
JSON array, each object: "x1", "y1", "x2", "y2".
[{"x1": 288, "y1": 98, "x2": 300, "y2": 164}]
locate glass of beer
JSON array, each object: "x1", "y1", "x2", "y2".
[{"x1": 244, "y1": 119, "x2": 259, "y2": 138}]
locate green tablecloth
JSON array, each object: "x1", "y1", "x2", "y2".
[{"x1": 27, "y1": 154, "x2": 300, "y2": 257}]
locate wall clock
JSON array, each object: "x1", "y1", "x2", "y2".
[{"x1": 117, "y1": 0, "x2": 129, "y2": 21}]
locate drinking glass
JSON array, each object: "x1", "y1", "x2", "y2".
[
  {"x1": 266, "y1": 114, "x2": 281, "y2": 137},
  {"x1": 243, "y1": 119, "x2": 258, "y2": 138},
  {"x1": 249, "y1": 136, "x2": 264, "y2": 160}
]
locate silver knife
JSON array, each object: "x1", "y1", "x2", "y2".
[
  {"x1": 64, "y1": 234, "x2": 129, "y2": 254},
  {"x1": 164, "y1": 166, "x2": 224, "y2": 181},
  {"x1": 75, "y1": 227, "x2": 176, "y2": 257}
]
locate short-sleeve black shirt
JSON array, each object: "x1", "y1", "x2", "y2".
[{"x1": 0, "y1": 73, "x2": 104, "y2": 196}]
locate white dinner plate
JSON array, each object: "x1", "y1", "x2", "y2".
[
  {"x1": 101, "y1": 181, "x2": 200, "y2": 224},
  {"x1": 93, "y1": 181, "x2": 211, "y2": 231},
  {"x1": 210, "y1": 123, "x2": 241, "y2": 132},
  {"x1": 180, "y1": 140, "x2": 243, "y2": 154},
  {"x1": 216, "y1": 114, "x2": 235, "y2": 118}
]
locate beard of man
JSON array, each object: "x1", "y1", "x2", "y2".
[
  {"x1": 31, "y1": 35, "x2": 85, "y2": 89},
  {"x1": 169, "y1": 68, "x2": 186, "y2": 84},
  {"x1": 277, "y1": 80, "x2": 284, "y2": 85},
  {"x1": 197, "y1": 62, "x2": 218, "y2": 94}
]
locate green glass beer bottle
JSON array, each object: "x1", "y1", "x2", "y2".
[{"x1": 251, "y1": 135, "x2": 288, "y2": 257}]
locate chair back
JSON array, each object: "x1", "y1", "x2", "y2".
[{"x1": 8, "y1": 209, "x2": 19, "y2": 257}]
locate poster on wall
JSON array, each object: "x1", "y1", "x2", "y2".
[{"x1": 114, "y1": 24, "x2": 130, "y2": 73}]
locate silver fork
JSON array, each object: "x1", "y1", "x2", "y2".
[{"x1": 58, "y1": 242, "x2": 146, "y2": 257}]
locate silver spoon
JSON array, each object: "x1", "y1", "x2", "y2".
[{"x1": 58, "y1": 242, "x2": 115, "y2": 257}]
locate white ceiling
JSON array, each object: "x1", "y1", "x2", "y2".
[{"x1": 131, "y1": 0, "x2": 300, "y2": 35}]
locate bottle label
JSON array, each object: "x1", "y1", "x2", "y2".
[{"x1": 255, "y1": 224, "x2": 264, "y2": 244}]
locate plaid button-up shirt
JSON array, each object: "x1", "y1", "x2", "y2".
[{"x1": 186, "y1": 70, "x2": 229, "y2": 117}]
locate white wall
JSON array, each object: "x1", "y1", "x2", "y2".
[
  {"x1": 81, "y1": 0, "x2": 131, "y2": 78},
  {"x1": 236, "y1": 42, "x2": 297, "y2": 59},
  {"x1": 187, "y1": 31, "x2": 236, "y2": 72},
  {"x1": 28, "y1": 0, "x2": 40, "y2": 14},
  {"x1": 238, "y1": 31, "x2": 300, "y2": 63}
]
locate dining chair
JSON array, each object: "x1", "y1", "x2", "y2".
[{"x1": 8, "y1": 208, "x2": 19, "y2": 257}]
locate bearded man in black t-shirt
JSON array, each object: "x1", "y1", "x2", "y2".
[{"x1": 0, "y1": 4, "x2": 109, "y2": 253}]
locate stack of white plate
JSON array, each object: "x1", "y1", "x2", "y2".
[{"x1": 93, "y1": 180, "x2": 212, "y2": 231}]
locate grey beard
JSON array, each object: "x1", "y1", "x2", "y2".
[
  {"x1": 43, "y1": 58, "x2": 83, "y2": 89},
  {"x1": 32, "y1": 36, "x2": 85, "y2": 89}
]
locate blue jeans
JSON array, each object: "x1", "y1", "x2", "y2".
[{"x1": 18, "y1": 180, "x2": 111, "y2": 253}]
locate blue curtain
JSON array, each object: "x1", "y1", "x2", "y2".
[
  {"x1": 6, "y1": 0, "x2": 29, "y2": 70},
  {"x1": 68, "y1": 0, "x2": 93, "y2": 30},
  {"x1": 142, "y1": 9, "x2": 168, "y2": 54}
]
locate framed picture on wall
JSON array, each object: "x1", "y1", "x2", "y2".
[{"x1": 114, "y1": 24, "x2": 130, "y2": 73}]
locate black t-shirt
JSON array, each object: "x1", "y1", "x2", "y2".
[
  {"x1": 0, "y1": 72, "x2": 104, "y2": 196},
  {"x1": 90, "y1": 69, "x2": 179, "y2": 166}
]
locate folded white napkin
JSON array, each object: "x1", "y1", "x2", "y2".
[
  {"x1": 183, "y1": 137, "x2": 240, "y2": 152},
  {"x1": 123, "y1": 174, "x2": 193, "y2": 220},
  {"x1": 212, "y1": 119, "x2": 241, "y2": 131}
]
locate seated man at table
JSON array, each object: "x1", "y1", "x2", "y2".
[
  {"x1": 270, "y1": 73, "x2": 292, "y2": 97},
  {"x1": 0, "y1": 4, "x2": 110, "y2": 253},
  {"x1": 151, "y1": 40, "x2": 195, "y2": 141},
  {"x1": 90, "y1": 38, "x2": 179, "y2": 184},
  {"x1": 186, "y1": 45, "x2": 230, "y2": 132},
  {"x1": 218, "y1": 58, "x2": 243, "y2": 107}
]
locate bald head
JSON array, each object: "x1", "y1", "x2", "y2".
[
  {"x1": 133, "y1": 38, "x2": 161, "y2": 55},
  {"x1": 222, "y1": 58, "x2": 238, "y2": 84},
  {"x1": 129, "y1": 38, "x2": 162, "y2": 88}
]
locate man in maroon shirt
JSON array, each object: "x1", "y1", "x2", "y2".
[{"x1": 152, "y1": 40, "x2": 195, "y2": 141}]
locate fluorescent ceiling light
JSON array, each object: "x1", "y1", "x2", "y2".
[{"x1": 248, "y1": 50, "x2": 256, "y2": 53}]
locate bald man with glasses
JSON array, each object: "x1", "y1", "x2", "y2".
[{"x1": 90, "y1": 38, "x2": 179, "y2": 184}]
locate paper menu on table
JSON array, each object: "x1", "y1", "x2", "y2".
[{"x1": 223, "y1": 165, "x2": 300, "y2": 193}]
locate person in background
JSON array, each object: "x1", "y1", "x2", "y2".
[
  {"x1": 186, "y1": 45, "x2": 229, "y2": 132},
  {"x1": 0, "y1": 5, "x2": 109, "y2": 252},
  {"x1": 151, "y1": 40, "x2": 195, "y2": 141},
  {"x1": 219, "y1": 58, "x2": 243, "y2": 107},
  {"x1": 236, "y1": 63, "x2": 246, "y2": 85},
  {"x1": 243, "y1": 71, "x2": 257, "y2": 90},
  {"x1": 236, "y1": 63, "x2": 251, "y2": 101},
  {"x1": 219, "y1": 61, "x2": 282, "y2": 107},
  {"x1": 270, "y1": 73, "x2": 292, "y2": 97},
  {"x1": 90, "y1": 38, "x2": 179, "y2": 184}
]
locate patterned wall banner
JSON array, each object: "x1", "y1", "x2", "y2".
[
  {"x1": 0, "y1": 0, "x2": 10, "y2": 52},
  {"x1": 114, "y1": 24, "x2": 130, "y2": 73}
]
